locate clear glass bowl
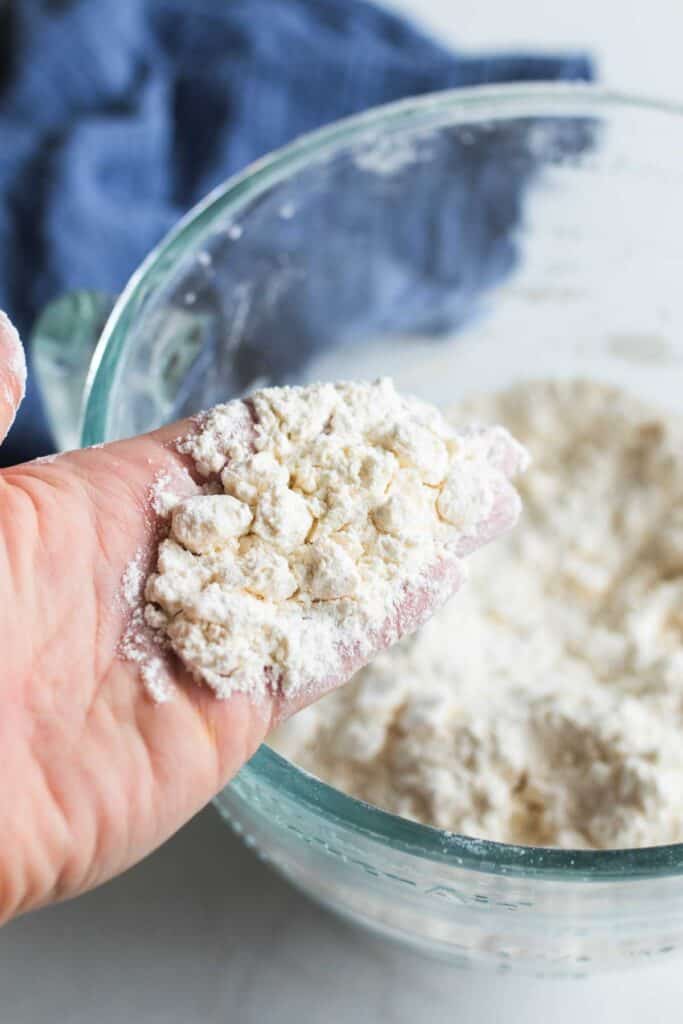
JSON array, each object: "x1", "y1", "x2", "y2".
[{"x1": 60, "y1": 84, "x2": 683, "y2": 975}]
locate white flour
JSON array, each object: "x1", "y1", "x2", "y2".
[
  {"x1": 140, "y1": 379, "x2": 527, "y2": 701},
  {"x1": 272, "y1": 379, "x2": 683, "y2": 850},
  {"x1": 119, "y1": 549, "x2": 173, "y2": 703}
]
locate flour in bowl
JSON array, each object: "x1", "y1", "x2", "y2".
[
  {"x1": 141, "y1": 379, "x2": 527, "y2": 701},
  {"x1": 272, "y1": 379, "x2": 683, "y2": 850}
]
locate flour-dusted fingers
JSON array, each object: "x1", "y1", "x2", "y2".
[
  {"x1": 142, "y1": 380, "x2": 529, "y2": 714},
  {"x1": 274, "y1": 552, "x2": 465, "y2": 721},
  {"x1": 0, "y1": 311, "x2": 26, "y2": 444},
  {"x1": 443, "y1": 423, "x2": 530, "y2": 559},
  {"x1": 275, "y1": 433, "x2": 527, "y2": 720}
]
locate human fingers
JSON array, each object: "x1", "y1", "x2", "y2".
[{"x1": 0, "y1": 311, "x2": 26, "y2": 445}]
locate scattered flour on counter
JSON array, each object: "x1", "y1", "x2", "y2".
[
  {"x1": 139, "y1": 379, "x2": 527, "y2": 701},
  {"x1": 272, "y1": 379, "x2": 683, "y2": 850}
]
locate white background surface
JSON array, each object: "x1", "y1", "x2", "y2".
[
  {"x1": 389, "y1": 0, "x2": 683, "y2": 101},
  {"x1": 5, "y1": 3, "x2": 683, "y2": 1022}
]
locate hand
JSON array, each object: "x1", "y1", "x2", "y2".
[{"x1": 0, "y1": 313, "x2": 522, "y2": 922}]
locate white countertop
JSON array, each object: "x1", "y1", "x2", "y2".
[
  {"x1": 5, "y1": 3, "x2": 683, "y2": 1021},
  {"x1": 3, "y1": 808, "x2": 681, "y2": 1024},
  {"x1": 388, "y1": 0, "x2": 683, "y2": 102}
]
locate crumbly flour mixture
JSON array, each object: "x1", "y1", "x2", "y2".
[
  {"x1": 272, "y1": 379, "x2": 683, "y2": 850},
  {"x1": 141, "y1": 379, "x2": 526, "y2": 701}
]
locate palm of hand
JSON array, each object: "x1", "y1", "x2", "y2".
[
  {"x1": 0, "y1": 434, "x2": 271, "y2": 921},
  {"x1": 0, "y1": 314, "x2": 523, "y2": 921}
]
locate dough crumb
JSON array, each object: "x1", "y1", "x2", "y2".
[
  {"x1": 272, "y1": 379, "x2": 683, "y2": 850},
  {"x1": 138, "y1": 379, "x2": 527, "y2": 702}
]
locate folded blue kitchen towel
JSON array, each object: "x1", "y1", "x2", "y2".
[{"x1": 0, "y1": 0, "x2": 592, "y2": 464}]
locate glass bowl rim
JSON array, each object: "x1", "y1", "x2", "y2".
[{"x1": 82, "y1": 81, "x2": 683, "y2": 882}]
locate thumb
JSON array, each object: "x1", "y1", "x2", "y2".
[{"x1": 0, "y1": 312, "x2": 27, "y2": 445}]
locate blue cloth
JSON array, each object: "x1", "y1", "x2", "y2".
[{"x1": 0, "y1": 0, "x2": 592, "y2": 465}]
